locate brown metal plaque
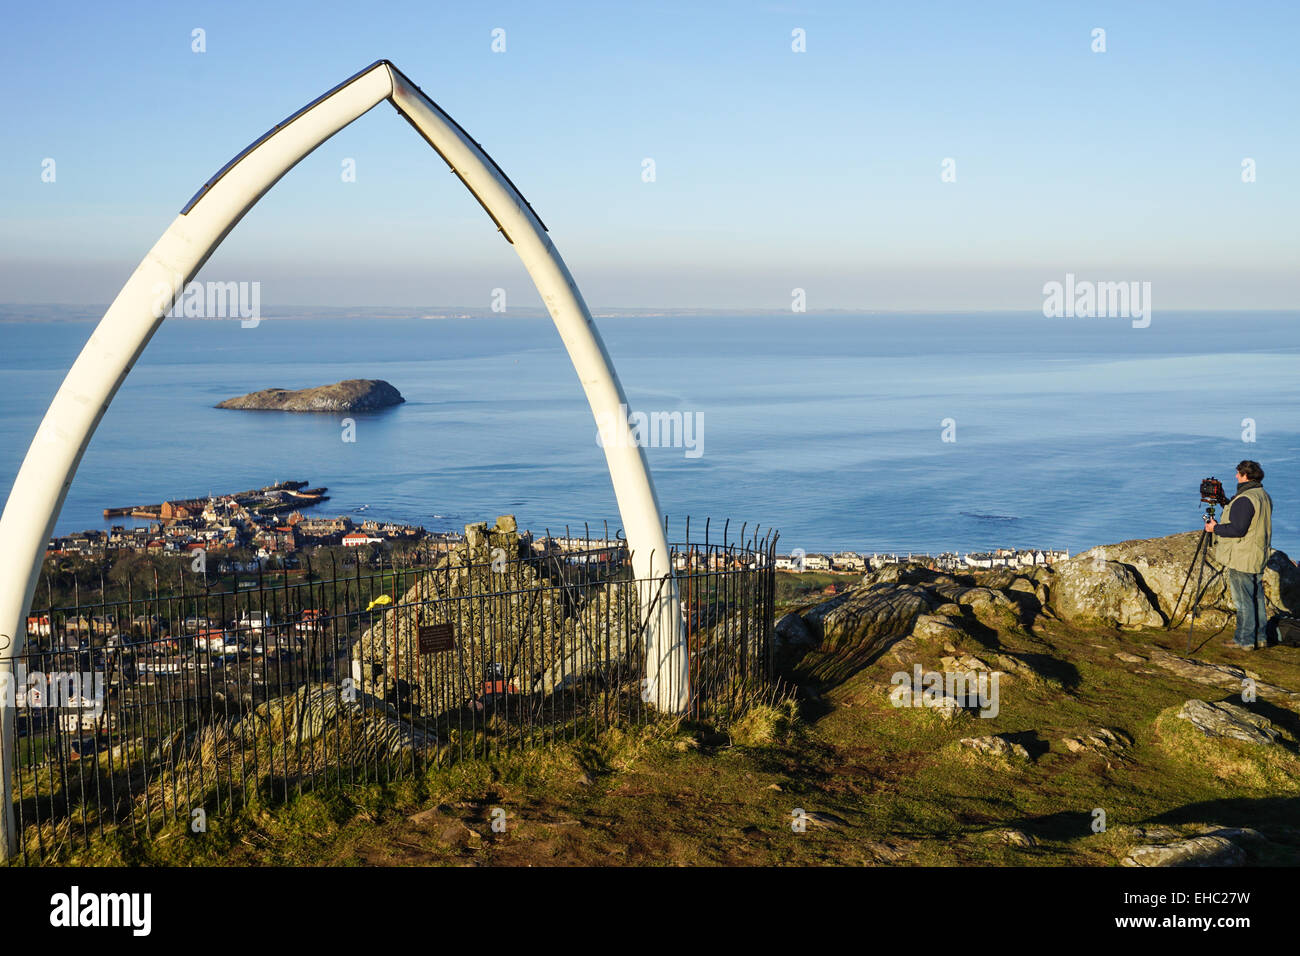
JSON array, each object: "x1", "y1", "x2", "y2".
[{"x1": 418, "y1": 623, "x2": 455, "y2": 654}]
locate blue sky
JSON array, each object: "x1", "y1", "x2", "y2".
[{"x1": 1, "y1": 0, "x2": 1296, "y2": 310}]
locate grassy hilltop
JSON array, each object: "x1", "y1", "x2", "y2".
[{"x1": 55, "y1": 539, "x2": 1300, "y2": 868}]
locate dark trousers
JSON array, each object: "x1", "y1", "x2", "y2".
[{"x1": 1227, "y1": 568, "x2": 1267, "y2": 647}]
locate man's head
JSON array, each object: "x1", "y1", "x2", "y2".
[{"x1": 1236, "y1": 460, "x2": 1264, "y2": 484}]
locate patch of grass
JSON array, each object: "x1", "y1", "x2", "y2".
[
  {"x1": 776, "y1": 571, "x2": 860, "y2": 608},
  {"x1": 1152, "y1": 705, "x2": 1300, "y2": 792},
  {"x1": 730, "y1": 699, "x2": 801, "y2": 746}
]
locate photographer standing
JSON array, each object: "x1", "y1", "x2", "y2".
[{"x1": 1204, "y1": 460, "x2": 1273, "y2": 650}]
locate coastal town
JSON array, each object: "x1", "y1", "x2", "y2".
[
  {"x1": 44, "y1": 479, "x2": 1069, "y2": 576},
  {"x1": 46, "y1": 481, "x2": 635, "y2": 573},
  {"x1": 48, "y1": 480, "x2": 435, "y2": 563},
  {"x1": 773, "y1": 547, "x2": 1070, "y2": 574}
]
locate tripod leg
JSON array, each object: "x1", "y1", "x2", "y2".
[
  {"x1": 1170, "y1": 529, "x2": 1209, "y2": 630},
  {"x1": 1187, "y1": 530, "x2": 1209, "y2": 655}
]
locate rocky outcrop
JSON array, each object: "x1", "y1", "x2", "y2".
[
  {"x1": 933, "y1": 582, "x2": 1041, "y2": 628},
  {"x1": 812, "y1": 583, "x2": 935, "y2": 648},
  {"x1": 1122, "y1": 832, "x2": 1249, "y2": 867},
  {"x1": 1112, "y1": 647, "x2": 1300, "y2": 703},
  {"x1": 1061, "y1": 726, "x2": 1133, "y2": 756},
  {"x1": 887, "y1": 680, "x2": 966, "y2": 718},
  {"x1": 787, "y1": 531, "x2": 1295, "y2": 693},
  {"x1": 798, "y1": 583, "x2": 936, "y2": 683},
  {"x1": 787, "y1": 563, "x2": 1057, "y2": 688},
  {"x1": 239, "y1": 682, "x2": 438, "y2": 759},
  {"x1": 909, "y1": 613, "x2": 969, "y2": 643},
  {"x1": 351, "y1": 516, "x2": 640, "y2": 717},
  {"x1": 985, "y1": 828, "x2": 1038, "y2": 848},
  {"x1": 217, "y1": 378, "x2": 405, "y2": 412},
  {"x1": 1051, "y1": 532, "x2": 1300, "y2": 631},
  {"x1": 774, "y1": 611, "x2": 815, "y2": 651},
  {"x1": 1049, "y1": 558, "x2": 1165, "y2": 629},
  {"x1": 959, "y1": 734, "x2": 1030, "y2": 761},
  {"x1": 1175, "y1": 699, "x2": 1283, "y2": 745}
]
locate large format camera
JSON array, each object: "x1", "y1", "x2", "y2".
[{"x1": 1200, "y1": 477, "x2": 1228, "y2": 508}]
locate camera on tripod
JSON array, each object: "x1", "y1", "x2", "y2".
[
  {"x1": 1200, "y1": 477, "x2": 1228, "y2": 518},
  {"x1": 1172, "y1": 476, "x2": 1231, "y2": 647}
]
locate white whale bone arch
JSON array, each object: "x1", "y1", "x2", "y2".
[{"x1": 0, "y1": 60, "x2": 686, "y2": 858}]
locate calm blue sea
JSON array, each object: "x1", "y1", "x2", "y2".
[{"x1": 2, "y1": 310, "x2": 1299, "y2": 557}]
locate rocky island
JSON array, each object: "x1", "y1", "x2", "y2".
[{"x1": 216, "y1": 379, "x2": 405, "y2": 412}]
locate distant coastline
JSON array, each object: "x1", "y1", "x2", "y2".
[{"x1": 6, "y1": 304, "x2": 1300, "y2": 324}]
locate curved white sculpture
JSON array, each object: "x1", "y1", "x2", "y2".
[{"x1": 0, "y1": 61, "x2": 686, "y2": 858}]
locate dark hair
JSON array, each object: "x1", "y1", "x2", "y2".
[{"x1": 1237, "y1": 460, "x2": 1264, "y2": 482}]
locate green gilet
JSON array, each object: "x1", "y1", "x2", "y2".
[{"x1": 1213, "y1": 485, "x2": 1272, "y2": 573}]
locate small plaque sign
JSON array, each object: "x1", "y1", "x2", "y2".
[{"x1": 417, "y1": 623, "x2": 455, "y2": 654}]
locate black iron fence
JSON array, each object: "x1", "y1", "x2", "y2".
[{"x1": 3, "y1": 519, "x2": 777, "y2": 863}]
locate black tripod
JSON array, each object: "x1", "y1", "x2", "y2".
[{"x1": 1169, "y1": 502, "x2": 1221, "y2": 654}]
